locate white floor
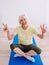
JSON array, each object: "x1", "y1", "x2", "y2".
[{"x1": 0, "y1": 28, "x2": 49, "y2": 65}]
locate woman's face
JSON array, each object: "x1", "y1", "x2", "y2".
[{"x1": 19, "y1": 18, "x2": 27, "y2": 25}]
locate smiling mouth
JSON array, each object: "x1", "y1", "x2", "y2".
[{"x1": 22, "y1": 22, "x2": 26, "y2": 25}]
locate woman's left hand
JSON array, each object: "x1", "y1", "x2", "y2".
[{"x1": 40, "y1": 24, "x2": 46, "y2": 34}]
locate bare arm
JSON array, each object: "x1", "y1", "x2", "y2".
[
  {"x1": 6, "y1": 30, "x2": 15, "y2": 40},
  {"x1": 3, "y1": 24, "x2": 15, "y2": 40},
  {"x1": 37, "y1": 24, "x2": 46, "y2": 39}
]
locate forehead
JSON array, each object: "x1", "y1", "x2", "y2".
[{"x1": 19, "y1": 17, "x2": 27, "y2": 20}]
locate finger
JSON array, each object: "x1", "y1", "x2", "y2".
[
  {"x1": 5, "y1": 24, "x2": 7, "y2": 26},
  {"x1": 3, "y1": 24, "x2": 6, "y2": 28},
  {"x1": 40, "y1": 25, "x2": 42, "y2": 30},
  {"x1": 45, "y1": 26, "x2": 47, "y2": 29},
  {"x1": 3, "y1": 24, "x2": 7, "y2": 27},
  {"x1": 43, "y1": 24, "x2": 45, "y2": 28},
  {"x1": 3, "y1": 24, "x2": 5, "y2": 26},
  {"x1": 3, "y1": 24, "x2": 6, "y2": 27}
]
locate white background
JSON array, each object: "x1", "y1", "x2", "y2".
[{"x1": 0, "y1": 0, "x2": 49, "y2": 29}]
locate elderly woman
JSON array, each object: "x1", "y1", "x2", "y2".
[{"x1": 3, "y1": 15, "x2": 46, "y2": 62}]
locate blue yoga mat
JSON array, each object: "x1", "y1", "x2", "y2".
[{"x1": 9, "y1": 35, "x2": 43, "y2": 65}]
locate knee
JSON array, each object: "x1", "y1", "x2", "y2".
[
  {"x1": 10, "y1": 44, "x2": 14, "y2": 50},
  {"x1": 37, "y1": 49, "x2": 42, "y2": 54}
]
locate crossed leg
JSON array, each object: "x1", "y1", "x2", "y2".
[
  {"x1": 14, "y1": 47, "x2": 36, "y2": 62},
  {"x1": 25, "y1": 50, "x2": 37, "y2": 56},
  {"x1": 10, "y1": 44, "x2": 41, "y2": 62}
]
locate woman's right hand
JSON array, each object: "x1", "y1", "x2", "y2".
[{"x1": 3, "y1": 24, "x2": 9, "y2": 32}]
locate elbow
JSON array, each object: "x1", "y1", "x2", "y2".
[
  {"x1": 8, "y1": 37, "x2": 12, "y2": 40},
  {"x1": 40, "y1": 37, "x2": 43, "y2": 39},
  {"x1": 7, "y1": 34, "x2": 14, "y2": 40},
  {"x1": 40, "y1": 35, "x2": 44, "y2": 39},
  {"x1": 8, "y1": 38, "x2": 11, "y2": 40}
]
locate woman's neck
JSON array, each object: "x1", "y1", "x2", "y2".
[{"x1": 22, "y1": 24, "x2": 28, "y2": 30}]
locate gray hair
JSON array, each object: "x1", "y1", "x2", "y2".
[{"x1": 19, "y1": 14, "x2": 29, "y2": 20}]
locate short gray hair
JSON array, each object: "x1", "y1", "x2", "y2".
[{"x1": 19, "y1": 14, "x2": 29, "y2": 20}]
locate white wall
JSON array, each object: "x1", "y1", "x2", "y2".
[
  {"x1": 0, "y1": 0, "x2": 48, "y2": 29},
  {"x1": 46, "y1": 0, "x2": 49, "y2": 30}
]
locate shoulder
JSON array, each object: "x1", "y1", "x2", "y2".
[
  {"x1": 15, "y1": 26, "x2": 21, "y2": 30},
  {"x1": 29, "y1": 26, "x2": 38, "y2": 32},
  {"x1": 29, "y1": 26, "x2": 35, "y2": 30}
]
